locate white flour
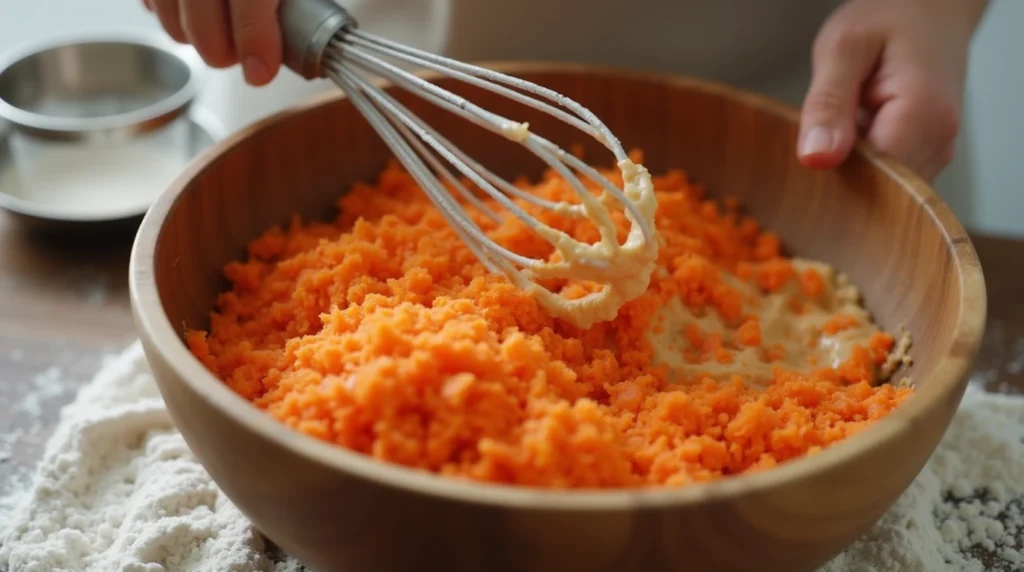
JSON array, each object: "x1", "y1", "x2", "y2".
[
  {"x1": 13, "y1": 367, "x2": 65, "y2": 420},
  {"x1": 0, "y1": 343, "x2": 304, "y2": 572},
  {"x1": 1, "y1": 342, "x2": 1022, "y2": 571},
  {"x1": 821, "y1": 378, "x2": 1024, "y2": 571}
]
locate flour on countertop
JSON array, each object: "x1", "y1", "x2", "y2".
[
  {"x1": 1, "y1": 342, "x2": 1023, "y2": 572},
  {"x1": 0, "y1": 364, "x2": 78, "y2": 526},
  {"x1": 0, "y1": 339, "x2": 146, "y2": 528},
  {"x1": 821, "y1": 377, "x2": 1024, "y2": 572},
  {"x1": 0, "y1": 342, "x2": 306, "y2": 572},
  {"x1": 14, "y1": 367, "x2": 66, "y2": 419}
]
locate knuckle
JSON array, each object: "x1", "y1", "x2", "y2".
[
  {"x1": 938, "y1": 145, "x2": 956, "y2": 169},
  {"x1": 937, "y1": 156, "x2": 954, "y2": 174},
  {"x1": 154, "y1": 1, "x2": 187, "y2": 41},
  {"x1": 896, "y1": 77, "x2": 962, "y2": 145},
  {"x1": 803, "y1": 89, "x2": 848, "y2": 117},
  {"x1": 199, "y1": 47, "x2": 236, "y2": 69},
  {"x1": 167, "y1": 28, "x2": 188, "y2": 44},
  {"x1": 908, "y1": 85, "x2": 961, "y2": 143},
  {"x1": 230, "y1": 0, "x2": 277, "y2": 42},
  {"x1": 932, "y1": 99, "x2": 961, "y2": 143},
  {"x1": 814, "y1": 21, "x2": 866, "y2": 62},
  {"x1": 183, "y1": 28, "x2": 235, "y2": 67}
]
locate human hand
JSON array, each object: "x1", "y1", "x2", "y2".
[
  {"x1": 797, "y1": 0, "x2": 989, "y2": 182},
  {"x1": 142, "y1": 0, "x2": 283, "y2": 86}
]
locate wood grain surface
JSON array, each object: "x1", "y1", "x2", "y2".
[
  {"x1": 1, "y1": 196, "x2": 1022, "y2": 567},
  {"x1": 0, "y1": 218, "x2": 138, "y2": 501},
  {"x1": 128, "y1": 67, "x2": 985, "y2": 572},
  {"x1": 0, "y1": 72, "x2": 1020, "y2": 570}
]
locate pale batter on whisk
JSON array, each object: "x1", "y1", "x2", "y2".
[
  {"x1": 526, "y1": 159, "x2": 659, "y2": 329},
  {"x1": 244, "y1": 0, "x2": 668, "y2": 331}
]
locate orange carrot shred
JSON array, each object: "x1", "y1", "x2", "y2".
[{"x1": 187, "y1": 154, "x2": 912, "y2": 489}]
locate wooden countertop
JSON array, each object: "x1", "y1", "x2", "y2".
[
  {"x1": 1, "y1": 212, "x2": 1022, "y2": 511},
  {"x1": 0, "y1": 218, "x2": 139, "y2": 499}
]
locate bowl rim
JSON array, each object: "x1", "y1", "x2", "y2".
[
  {"x1": 129, "y1": 62, "x2": 987, "y2": 511},
  {"x1": 0, "y1": 29, "x2": 205, "y2": 141}
]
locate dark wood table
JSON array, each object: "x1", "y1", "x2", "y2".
[{"x1": 1, "y1": 210, "x2": 1022, "y2": 537}]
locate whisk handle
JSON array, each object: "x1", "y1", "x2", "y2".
[{"x1": 279, "y1": 0, "x2": 357, "y2": 80}]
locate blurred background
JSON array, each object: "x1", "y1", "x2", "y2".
[{"x1": 1, "y1": 0, "x2": 1021, "y2": 237}]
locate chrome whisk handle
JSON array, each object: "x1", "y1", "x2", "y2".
[{"x1": 279, "y1": 0, "x2": 358, "y2": 80}]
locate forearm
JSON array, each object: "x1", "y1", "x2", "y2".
[
  {"x1": 963, "y1": 0, "x2": 991, "y2": 31},
  {"x1": 843, "y1": 0, "x2": 991, "y2": 42},
  {"x1": 928, "y1": 0, "x2": 990, "y2": 41}
]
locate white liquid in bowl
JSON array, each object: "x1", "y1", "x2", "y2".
[{"x1": 0, "y1": 141, "x2": 188, "y2": 220}]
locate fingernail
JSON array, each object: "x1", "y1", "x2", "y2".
[
  {"x1": 800, "y1": 126, "x2": 834, "y2": 157},
  {"x1": 242, "y1": 56, "x2": 269, "y2": 86}
]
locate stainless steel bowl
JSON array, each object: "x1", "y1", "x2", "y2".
[
  {"x1": 0, "y1": 32, "x2": 219, "y2": 231},
  {"x1": 0, "y1": 31, "x2": 202, "y2": 142}
]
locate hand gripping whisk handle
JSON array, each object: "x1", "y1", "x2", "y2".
[{"x1": 279, "y1": 0, "x2": 357, "y2": 80}]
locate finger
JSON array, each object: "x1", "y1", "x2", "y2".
[
  {"x1": 152, "y1": 0, "x2": 187, "y2": 44},
  {"x1": 798, "y1": 26, "x2": 885, "y2": 169},
  {"x1": 181, "y1": 0, "x2": 237, "y2": 68},
  {"x1": 227, "y1": 0, "x2": 283, "y2": 86},
  {"x1": 916, "y1": 139, "x2": 957, "y2": 183},
  {"x1": 864, "y1": 90, "x2": 960, "y2": 182},
  {"x1": 935, "y1": 143, "x2": 956, "y2": 175},
  {"x1": 856, "y1": 107, "x2": 875, "y2": 135}
]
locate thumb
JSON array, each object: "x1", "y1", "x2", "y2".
[{"x1": 798, "y1": 29, "x2": 884, "y2": 169}]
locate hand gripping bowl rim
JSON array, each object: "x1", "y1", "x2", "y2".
[{"x1": 128, "y1": 62, "x2": 987, "y2": 512}]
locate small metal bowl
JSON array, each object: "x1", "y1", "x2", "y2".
[
  {"x1": 0, "y1": 31, "x2": 216, "y2": 231},
  {"x1": 0, "y1": 31, "x2": 202, "y2": 142}
]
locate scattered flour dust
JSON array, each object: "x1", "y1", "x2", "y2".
[
  {"x1": 14, "y1": 366, "x2": 66, "y2": 420},
  {"x1": 1, "y1": 342, "x2": 1023, "y2": 572},
  {"x1": 0, "y1": 342, "x2": 306, "y2": 572},
  {"x1": 820, "y1": 377, "x2": 1024, "y2": 572}
]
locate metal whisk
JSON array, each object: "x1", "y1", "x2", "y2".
[{"x1": 279, "y1": 0, "x2": 657, "y2": 324}]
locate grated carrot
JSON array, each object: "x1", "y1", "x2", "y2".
[
  {"x1": 823, "y1": 313, "x2": 860, "y2": 335},
  {"x1": 800, "y1": 267, "x2": 825, "y2": 299},
  {"x1": 187, "y1": 153, "x2": 913, "y2": 489}
]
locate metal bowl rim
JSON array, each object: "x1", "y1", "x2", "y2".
[{"x1": 0, "y1": 29, "x2": 205, "y2": 137}]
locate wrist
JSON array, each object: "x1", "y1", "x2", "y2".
[
  {"x1": 938, "y1": 0, "x2": 991, "y2": 38},
  {"x1": 962, "y1": 0, "x2": 991, "y2": 32}
]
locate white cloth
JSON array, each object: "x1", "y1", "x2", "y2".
[{"x1": 197, "y1": 0, "x2": 841, "y2": 133}]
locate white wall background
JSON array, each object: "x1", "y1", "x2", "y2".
[
  {"x1": 948, "y1": 0, "x2": 1024, "y2": 238},
  {"x1": 1, "y1": 0, "x2": 1021, "y2": 237}
]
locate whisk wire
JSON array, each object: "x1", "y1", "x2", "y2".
[
  {"x1": 333, "y1": 65, "x2": 545, "y2": 271},
  {"x1": 330, "y1": 59, "x2": 559, "y2": 252},
  {"x1": 275, "y1": 0, "x2": 660, "y2": 326},
  {"x1": 331, "y1": 64, "x2": 563, "y2": 218},
  {"x1": 343, "y1": 31, "x2": 609, "y2": 145},
  {"x1": 333, "y1": 35, "x2": 652, "y2": 243},
  {"x1": 332, "y1": 68, "x2": 519, "y2": 279},
  {"x1": 322, "y1": 25, "x2": 656, "y2": 286},
  {"x1": 329, "y1": 57, "x2": 615, "y2": 266}
]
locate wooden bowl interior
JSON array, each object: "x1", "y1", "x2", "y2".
[
  {"x1": 136, "y1": 66, "x2": 985, "y2": 572},
  {"x1": 156, "y1": 68, "x2": 968, "y2": 393}
]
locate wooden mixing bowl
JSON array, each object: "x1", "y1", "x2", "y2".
[{"x1": 129, "y1": 64, "x2": 986, "y2": 572}]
